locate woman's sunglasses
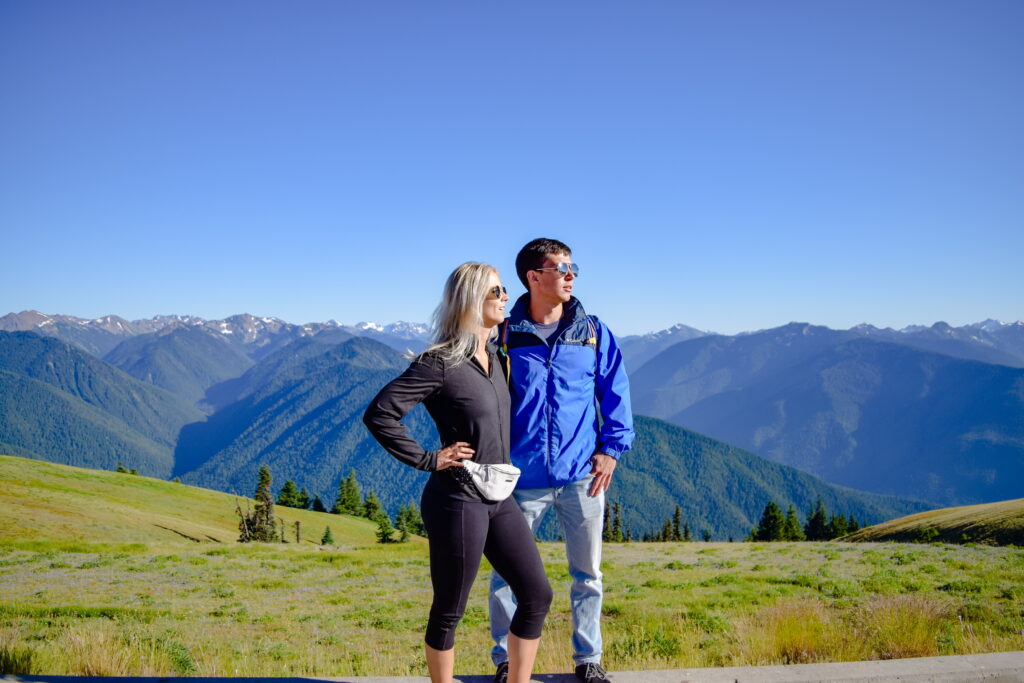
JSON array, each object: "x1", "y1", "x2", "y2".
[
  {"x1": 487, "y1": 286, "x2": 508, "y2": 300},
  {"x1": 533, "y1": 262, "x2": 579, "y2": 278}
]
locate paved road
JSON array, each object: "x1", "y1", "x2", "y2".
[{"x1": 4, "y1": 651, "x2": 1024, "y2": 683}]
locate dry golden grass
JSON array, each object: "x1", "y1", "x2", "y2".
[{"x1": 846, "y1": 498, "x2": 1024, "y2": 546}]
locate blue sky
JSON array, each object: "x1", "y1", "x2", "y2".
[{"x1": 2, "y1": 1, "x2": 1021, "y2": 335}]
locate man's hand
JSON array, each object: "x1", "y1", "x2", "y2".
[{"x1": 588, "y1": 453, "x2": 617, "y2": 496}]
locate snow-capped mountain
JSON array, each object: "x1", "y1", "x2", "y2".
[{"x1": 0, "y1": 311, "x2": 431, "y2": 358}]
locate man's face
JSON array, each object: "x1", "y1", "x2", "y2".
[{"x1": 528, "y1": 251, "x2": 575, "y2": 306}]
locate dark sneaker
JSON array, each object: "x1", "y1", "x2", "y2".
[
  {"x1": 493, "y1": 660, "x2": 509, "y2": 683},
  {"x1": 575, "y1": 662, "x2": 610, "y2": 683}
]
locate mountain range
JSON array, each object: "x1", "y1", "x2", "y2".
[
  {"x1": 629, "y1": 323, "x2": 1024, "y2": 506},
  {"x1": 0, "y1": 322, "x2": 929, "y2": 539},
  {"x1": 2, "y1": 310, "x2": 1021, "y2": 524}
]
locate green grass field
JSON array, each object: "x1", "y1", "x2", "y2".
[{"x1": 2, "y1": 455, "x2": 1022, "y2": 677}]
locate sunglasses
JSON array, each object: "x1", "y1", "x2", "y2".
[
  {"x1": 533, "y1": 262, "x2": 579, "y2": 278},
  {"x1": 487, "y1": 285, "x2": 508, "y2": 300}
]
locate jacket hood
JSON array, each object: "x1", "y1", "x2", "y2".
[{"x1": 507, "y1": 294, "x2": 587, "y2": 329}]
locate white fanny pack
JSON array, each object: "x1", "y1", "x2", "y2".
[{"x1": 462, "y1": 461, "x2": 521, "y2": 502}]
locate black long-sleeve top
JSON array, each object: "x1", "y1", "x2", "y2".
[{"x1": 363, "y1": 346, "x2": 511, "y2": 500}]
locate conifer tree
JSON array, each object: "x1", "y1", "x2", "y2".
[
  {"x1": 672, "y1": 506, "x2": 682, "y2": 541},
  {"x1": 298, "y1": 487, "x2": 311, "y2": 510},
  {"x1": 277, "y1": 480, "x2": 303, "y2": 508},
  {"x1": 321, "y1": 526, "x2": 334, "y2": 545},
  {"x1": 611, "y1": 502, "x2": 624, "y2": 542},
  {"x1": 312, "y1": 496, "x2": 327, "y2": 513},
  {"x1": 683, "y1": 520, "x2": 692, "y2": 542},
  {"x1": 848, "y1": 515, "x2": 861, "y2": 533},
  {"x1": 827, "y1": 513, "x2": 849, "y2": 539},
  {"x1": 783, "y1": 504, "x2": 806, "y2": 541},
  {"x1": 116, "y1": 463, "x2": 128, "y2": 473},
  {"x1": 376, "y1": 512, "x2": 395, "y2": 543},
  {"x1": 702, "y1": 529, "x2": 711, "y2": 542},
  {"x1": 660, "y1": 519, "x2": 672, "y2": 542},
  {"x1": 602, "y1": 504, "x2": 612, "y2": 542},
  {"x1": 333, "y1": 469, "x2": 362, "y2": 515},
  {"x1": 753, "y1": 501, "x2": 786, "y2": 541},
  {"x1": 804, "y1": 498, "x2": 830, "y2": 541},
  {"x1": 243, "y1": 465, "x2": 277, "y2": 542},
  {"x1": 395, "y1": 503, "x2": 426, "y2": 539},
  {"x1": 363, "y1": 491, "x2": 385, "y2": 521}
]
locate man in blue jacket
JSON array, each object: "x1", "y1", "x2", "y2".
[{"x1": 490, "y1": 238, "x2": 634, "y2": 683}]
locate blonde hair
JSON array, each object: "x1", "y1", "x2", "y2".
[{"x1": 421, "y1": 262, "x2": 499, "y2": 366}]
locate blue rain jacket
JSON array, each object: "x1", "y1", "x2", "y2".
[{"x1": 499, "y1": 295, "x2": 634, "y2": 489}]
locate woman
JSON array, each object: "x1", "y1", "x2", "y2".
[{"x1": 363, "y1": 262, "x2": 552, "y2": 683}]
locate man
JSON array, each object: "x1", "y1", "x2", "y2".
[{"x1": 490, "y1": 238, "x2": 634, "y2": 683}]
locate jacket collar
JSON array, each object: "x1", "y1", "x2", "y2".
[{"x1": 507, "y1": 294, "x2": 587, "y2": 332}]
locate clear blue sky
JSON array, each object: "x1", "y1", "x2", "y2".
[{"x1": 2, "y1": 1, "x2": 1021, "y2": 335}]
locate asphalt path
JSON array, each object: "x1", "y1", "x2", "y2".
[{"x1": 4, "y1": 651, "x2": 1024, "y2": 682}]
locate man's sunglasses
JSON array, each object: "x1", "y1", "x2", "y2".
[
  {"x1": 487, "y1": 285, "x2": 508, "y2": 300},
  {"x1": 533, "y1": 262, "x2": 580, "y2": 278}
]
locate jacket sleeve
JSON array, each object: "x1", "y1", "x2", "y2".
[
  {"x1": 362, "y1": 354, "x2": 444, "y2": 471},
  {"x1": 593, "y1": 319, "x2": 635, "y2": 458}
]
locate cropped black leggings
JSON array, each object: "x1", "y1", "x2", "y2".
[{"x1": 421, "y1": 479, "x2": 553, "y2": 651}]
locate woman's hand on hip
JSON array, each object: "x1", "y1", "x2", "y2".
[{"x1": 435, "y1": 442, "x2": 474, "y2": 470}]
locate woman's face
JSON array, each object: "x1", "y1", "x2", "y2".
[{"x1": 481, "y1": 270, "x2": 510, "y2": 328}]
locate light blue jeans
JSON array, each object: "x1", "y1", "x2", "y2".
[{"x1": 489, "y1": 475, "x2": 605, "y2": 666}]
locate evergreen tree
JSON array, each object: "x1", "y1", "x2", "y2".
[
  {"x1": 848, "y1": 515, "x2": 861, "y2": 533},
  {"x1": 660, "y1": 519, "x2": 672, "y2": 542},
  {"x1": 395, "y1": 502, "x2": 426, "y2": 539},
  {"x1": 804, "y1": 498, "x2": 830, "y2": 541},
  {"x1": 753, "y1": 501, "x2": 786, "y2": 541},
  {"x1": 606, "y1": 499, "x2": 622, "y2": 540},
  {"x1": 240, "y1": 465, "x2": 278, "y2": 542},
  {"x1": 702, "y1": 529, "x2": 711, "y2": 542},
  {"x1": 277, "y1": 480, "x2": 303, "y2": 508},
  {"x1": 827, "y1": 513, "x2": 850, "y2": 539},
  {"x1": 312, "y1": 496, "x2": 327, "y2": 513},
  {"x1": 783, "y1": 504, "x2": 806, "y2": 541},
  {"x1": 333, "y1": 469, "x2": 362, "y2": 515},
  {"x1": 363, "y1": 491, "x2": 385, "y2": 521},
  {"x1": 321, "y1": 526, "x2": 334, "y2": 545},
  {"x1": 116, "y1": 463, "x2": 128, "y2": 473},
  {"x1": 376, "y1": 513, "x2": 395, "y2": 543},
  {"x1": 683, "y1": 520, "x2": 692, "y2": 542},
  {"x1": 672, "y1": 506, "x2": 682, "y2": 541},
  {"x1": 602, "y1": 504, "x2": 612, "y2": 542},
  {"x1": 298, "y1": 487, "x2": 311, "y2": 510}
]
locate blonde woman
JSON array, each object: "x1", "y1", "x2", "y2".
[{"x1": 363, "y1": 262, "x2": 552, "y2": 683}]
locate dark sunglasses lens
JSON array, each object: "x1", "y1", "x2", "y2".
[{"x1": 489, "y1": 286, "x2": 507, "y2": 298}]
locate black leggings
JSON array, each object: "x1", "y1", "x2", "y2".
[{"x1": 421, "y1": 479, "x2": 552, "y2": 651}]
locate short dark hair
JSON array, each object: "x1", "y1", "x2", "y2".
[{"x1": 515, "y1": 238, "x2": 572, "y2": 289}]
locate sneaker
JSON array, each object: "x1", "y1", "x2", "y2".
[
  {"x1": 575, "y1": 662, "x2": 610, "y2": 683},
  {"x1": 493, "y1": 660, "x2": 509, "y2": 683}
]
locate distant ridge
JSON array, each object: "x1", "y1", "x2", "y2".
[
  {"x1": 846, "y1": 498, "x2": 1024, "y2": 546},
  {"x1": 630, "y1": 323, "x2": 1024, "y2": 506},
  {"x1": 0, "y1": 310, "x2": 431, "y2": 358}
]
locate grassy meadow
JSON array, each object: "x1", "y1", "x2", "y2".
[
  {"x1": 2, "y1": 455, "x2": 1023, "y2": 676},
  {"x1": 845, "y1": 498, "x2": 1024, "y2": 546}
]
